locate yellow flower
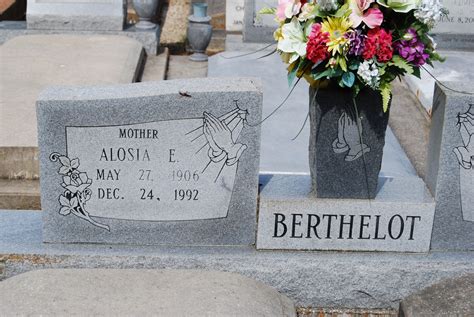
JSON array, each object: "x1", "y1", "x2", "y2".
[{"x1": 321, "y1": 16, "x2": 352, "y2": 55}]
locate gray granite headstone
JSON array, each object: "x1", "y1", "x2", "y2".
[
  {"x1": 37, "y1": 78, "x2": 262, "y2": 245},
  {"x1": 257, "y1": 174, "x2": 435, "y2": 252},
  {"x1": 243, "y1": 0, "x2": 277, "y2": 43},
  {"x1": 426, "y1": 82, "x2": 474, "y2": 251},
  {"x1": 432, "y1": 0, "x2": 474, "y2": 49},
  {"x1": 26, "y1": 0, "x2": 126, "y2": 31}
]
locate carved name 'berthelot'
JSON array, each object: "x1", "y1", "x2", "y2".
[{"x1": 50, "y1": 107, "x2": 249, "y2": 230}]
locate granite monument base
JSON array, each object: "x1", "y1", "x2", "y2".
[
  {"x1": 1, "y1": 211, "x2": 473, "y2": 310},
  {"x1": 257, "y1": 174, "x2": 435, "y2": 252}
]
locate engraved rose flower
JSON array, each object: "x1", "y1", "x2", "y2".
[
  {"x1": 61, "y1": 172, "x2": 92, "y2": 194},
  {"x1": 50, "y1": 152, "x2": 109, "y2": 231}
]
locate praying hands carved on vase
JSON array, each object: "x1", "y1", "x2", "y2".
[{"x1": 332, "y1": 110, "x2": 371, "y2": 162}]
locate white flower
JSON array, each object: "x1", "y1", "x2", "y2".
[
  {"x1": 298, "y1": 3, "x2": 316, "y2": 22},
  {"x1": 357, "y1": 60, "x2": 380, "y2": 89},
  {"x1": 426, "y1": 34, "x2": 438, "y2": 51},
  {"x1": 318, "y1": 0, "x2": 339, "y2": 11},
  {"x1": 414, "y1": 0, "x2": 444, "y2": 28},
  {"x1": 277, "y1": 17, "x2": 307, "y2": 63}
]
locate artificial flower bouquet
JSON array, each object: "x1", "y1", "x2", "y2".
[{"x1": 261, "y1": 0, "x2": 446, "y2": 111}]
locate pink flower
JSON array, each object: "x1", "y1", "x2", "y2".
[
  {"x1": 306, "y1": 23, "x2": 330, "y2": 63},
  {"x1": 277, "y1": 0, "x2": 305, "y2": 21},
  {"x1": 349, "y1": 0, "x2": 383, "y2": 29}
]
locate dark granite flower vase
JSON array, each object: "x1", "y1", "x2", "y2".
[{"x1": 309, "y1": 86, "x2": 390, "y2": 199}]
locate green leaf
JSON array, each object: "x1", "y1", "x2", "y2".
[
  {"x1": 334, "y1": 4, "x2": 350, "y2": 17},
  {"x1": 412, "y1": 67, "x2": 421, "y2": 79},
  {"x1": 258, "y1": 7, "x2": 276, "y2": 15},
  {"x1": 348, "y1": 60, "x2": 360, "y2": 71},
  {"x1": 314, "y1": 69, "x2": 333, "y2": 80},
  {"x1": 379, "y1": 83, "x2": 392, "y2": 113},
  {"x1": 287, "y1": 66, "x2": 297, "y2": 87},
  {"x1": 341, "y1": 72, "x2": 355, "y2": 88},
  {"x1": 389, "y1": 55, "x2": 414, "y2": 75}
]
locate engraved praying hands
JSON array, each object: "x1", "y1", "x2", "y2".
[
  {"x1": 203, "y1": 112, "x2": 247, "y2": 166},
  {"x1": 454, "y1": 105, "x2": 474, "y2": 169}
]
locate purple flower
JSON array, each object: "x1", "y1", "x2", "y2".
[
  {"x1": 394, "y1": 28, "x2": 429, "y2": 67},
  {"x1": 346, "y1": 30, "x2": 366, "y2": 56}
]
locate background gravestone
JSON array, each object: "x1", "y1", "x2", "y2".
[
  {"x1": 243, "y1": 0, "x2": 276, "y2": 43},
  {"x1": 432, "y1": 0, "x2": 474, "y2": 49},
  {"x1": 426, "y1": 82, "x2": 474, "y2": 251},
  {"x1": 226, "y1": 0, "x2": 245, "y2": 32},
  {"x1": 26, "y1": 0, "x2": 126, "y2": 31},
  {"x1": 37, "y1": 77, "x2": 262, "y2": 245},
  {"x1": 433, "y1": 0, "x2": 474, "y2": 35}
]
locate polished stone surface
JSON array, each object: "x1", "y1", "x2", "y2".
[
  {"x1": 257, "y1": 174, "x2": 435, "y2": 252},
  {"x1": 426, "y1": 82, "x2": 474, "y2": 251},
  {"x1": 308, "y1": 86, "x2": 389, "y2": 199},
  {"x1": 37, "y1": 78, "x2": 262, "y2": 245}
]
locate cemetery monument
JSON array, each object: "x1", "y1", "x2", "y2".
[{"x1": 37, "y1": 78, "x2": 262, "y2": 245}]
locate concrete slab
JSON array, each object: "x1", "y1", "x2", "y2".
[
  {"x1": 167, "y1": 55, "x2": 208, "y2": 79},
  {"x1": 208, "y1": 51, "x2": 417, "y2": 177},
  {"x1": 141, "y1": 48, "x2": 169, "y2": 82},
  {"x1": 0, "y1": 179, "x2": 40, "y2": 210},
  {"x1": 0, "y1": 21, "x2": 160, "y2": 55},
  {"x1": 404, "y1": 50, "x2": 474, "y2": 113},
  {"x1": 0, "y1": 269, "x2": 296, "y2": 316},
  {"x1": 0, "y1": 147, "x2": 38, "y2": 179},
  {"x1": 399, "y1": 274, "x2": 474, "y2": 316},
  {"x1": 0, "y1": 34, "x2": 144, "y2": 148},
  {"x1": 1, "y1": 211, "x2": 474, "y2": 309}
]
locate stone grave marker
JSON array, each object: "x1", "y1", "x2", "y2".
[
  {"x1": 26, "y1": 0, "x2": 126, "y2": 31},
  {"x1": 426, "y1": 82, "x2": 474, "y2": 251},
  {"x1": 243, "y1": 0, "x2": 277, "y2": 42},
  {"x1": 226, "y1": 0, "x2": 245, "y2": 32},
  {"x1": 37, "y1": 78, "x2": 262, "y2": 245},
  {"x1": 432, "y1": 0, "x2": 474, "y2": 49},
  {"x1": 257, "y1": 175, "x2": 435, "y2": 252},
  {"x1": 433, "y1": 0, "x2": 474, "y2": 34}
]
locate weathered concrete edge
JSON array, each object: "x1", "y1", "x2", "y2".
[
  {"x1": 1, "y1": 251, "x2": 473, "y2": 310},
  {"x1": 0, "y1": 21, "x2": 160, "y2": 55}
]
